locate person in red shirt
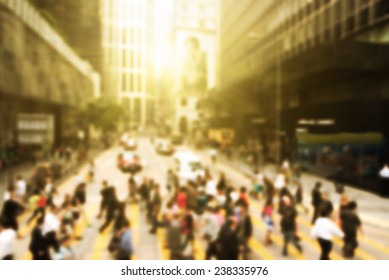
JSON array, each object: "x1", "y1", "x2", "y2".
[
  {"x1": 176, "y1": 187, "x2": 187, "y2": 210},
  {"x1": 27, "y1": 190, "x2": 47, "y2": 225},
  {"x1": 238, "y1": 187, "x2": 249, "y2": 207}
]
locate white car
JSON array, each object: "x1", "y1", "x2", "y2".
[
  {"x1": 156, "y1": 140, "x2": 175, "y2": 156},
  {"x1": 174, "y1": 152, "x2": 205, "y2": 185}
]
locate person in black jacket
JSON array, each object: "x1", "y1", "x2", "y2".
[
  {"x1": 149, "y1": 185, "x2": 162, "y2": 234},
  {"x1": 318, "y1": 192, "x2": 334, "y2": 219},
  {"x1": 279, "y1": 196, "x2": 302, "y2": 256},
  {"x1": 99, "y1": 187, "x2": 118, "y2": 233},
  {"x1": 97, "y1": 180, "x2": 110, "y2": 219},
  {"x1": 311, "y1": 182, "x2": 322, "y2": 224},
  {"x1": 1, "y1": 190, "x2": 25, "y2": 233},
  {"x1": 29, "y1": 217, "x2": 50, "y2": 260},
  {"x1": 217, "y1": 217, "x2": 240, "y2": 260},
  {"x1": 341, "y1": 201, "x2": 362, "y2": 258},
  {"x1": 238, "y1": 204, "x2": 253, "y2": 259},
  {"x1": 114, "y1": 202, "x2": 129, "y2": 232}
]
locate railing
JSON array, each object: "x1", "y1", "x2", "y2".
[{"x1": 0, "y1": 0, "x2": 94, "y2": 78}]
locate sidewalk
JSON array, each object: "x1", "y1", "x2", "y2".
[
  {"x1": 0, "y1": 147, "x2": 103, "y2": 208},
  {"x1": 198, "y1": 148, "x2": 389, "y2": 230}
]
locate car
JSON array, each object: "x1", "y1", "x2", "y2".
[
  {"x1": 156, "y1": 140, "x2": 175, "y2": 156},
  {"x1": 117, "y1": 152, "x2": 143, "y2": 174},
  {"x1": 124, "y1": 138, "x2": 137, "y2": 151},
  {"x1": 174, "y1": 152, "x2": 205, "y2": 184},
  {"x1": 171, "y1": 134, "x2": 184, "y2": 145},
  {"x1": 120, "y1": 133, "x2": 129, "y2": 146}
]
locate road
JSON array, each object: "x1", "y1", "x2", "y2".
[{"x1": 11, "y1": 137, "x2": 389, "y2": 260}]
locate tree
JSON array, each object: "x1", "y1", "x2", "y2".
[{"x1": 84, "y1": 98, "x2": 126, "y2": 133}]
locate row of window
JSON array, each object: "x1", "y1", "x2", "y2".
[
  {"x1": 223, "y1": 0, "x2": 389, "y2": 72},
  {"x1": 121, "y1": 72, "x2": 144, "y2": 93}
]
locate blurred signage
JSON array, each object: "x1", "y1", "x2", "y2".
[
  {"x1": 298, "y1": 119, "x2": 335, "y2": 126},
  {"x1": 252, "y1": 118, "x2": 266, "y2": 124},
  {"x1": 17, "y1": 114, "x2": 54, "y2": 145}
]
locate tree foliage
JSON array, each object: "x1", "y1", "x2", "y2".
[{"x1": 84, "y1": 98, "x2": 126, "y2": 133}]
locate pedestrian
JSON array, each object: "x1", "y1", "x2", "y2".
[
  {"x1": 149, "y1": 185, "x2": 162, "y2": 234},
  {"x1": 216, "y1": 172, "x2": 226, "y2": 192},
  {"x1": 138, "y1": 177, "x2": 150, "y2": 212},
  {"x1": 42, "y1": 204, "x2": 61, "y2": 254},
  {"x1": 86, "y1": 159, "x2": 95, "y2": 183},
  {"x1": 319, "y1": 192, "x2": 334, "y2": 219},
  {"x1": 72, "y1": 182, "x2": 89, "y2": 226},
  {"x1": 341, "y1": 201, "x2": 362, "y2": 258},
  {"x1": 238, "y1": 187, "x2": 249, "y2": 207},
  {"x1": 15, "y1": 175, "x2": 27, "y2": 202},
  {"x1": 311, "y1": 182, "x2": 322, "y2": 224},
  {"x1": 202, "y1": 207, "x2": 219, "y2": 260},
  {"x1": 29, "y1": 217, "x2": 50, "y2": 260},
  {"x1": 167, "y1": 214, "x2": 184, "y2": 260},
  {"x1": 338, "y1": 193, "x2": 350, "y2": 225},
  {"x1": 181, "y1": 207, "x2": 195, "y2": 253},
  {"x1": 116, "y1": 221, "x2": 133, "y2": 260},
  {"x1": 196, "y1": 187, "x2": 208, "y2": 215},
  {"x1": 0, "y1": 218, "x2": 16, "y2": 260},
  {"x1": 237, "y1": 204, "x2": 252, "y2": 259},
  {"x1": 295, "y1": 182, "x2": 308, "y2": 213},
  {"x1": 176, "y1": 187, "x2": 187, "y2": 210},
  {"x1": 44, "y1": 176, "x2": 56, "y2": 207},
  {"x1": 279, "y1": 196, "x2": 302, "y2": 257},
  {"x1": 99, "y1": 187, "x2": 118, "y2": 233},
  {"x1": 217, "y1": 217, "x2": 240, "y2": 260},
  {"x1": 262, "y1": 198, "x2": 274, "y2": 245},
  {"x1": 97, "y1": 180, "x2": 110, "y2": 219},
  {"x1": 27, "y1": 189, "x2": 46, "y2": 225},
  {"x1": 114, "y1": 202, "x2": 129, "y2": 232},
  {"x1": 52, "y1": 235, "x2": 75, "y2": 260},
  {"x1": 311, "y1": 207, "x2": 344, "y2": 260},
  {"x1": 128, "y1": 176, "x2": 137, "y2": 203},
  {"x1": 0, "y1": 189, "x2": 25, "y2": 233},
  {"x1": 263, "y1": 176, "x2": 275, "y2": 202}
]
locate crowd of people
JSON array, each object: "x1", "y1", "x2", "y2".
[{"x1": 0, "y1": 144, "x2": 364, "y2": 261}]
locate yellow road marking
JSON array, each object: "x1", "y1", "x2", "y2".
[
  {"x1": 249, "y1": 237, "x2": 274, "y2": 260},
  {"x1": 193, "y1": 235, "x2": 205, "y2": 260},
  {"x1": 251, "y1": 198, "x2": 339, "y2": 260},
  {"x1": 251, "y1": 215, "x2": 304, "y2": 260},
  {"x1": 156, "y1": 226, "x2": 170, "y2": 260},
  {"x1": 360, "y1": 236, "x2": 389, "y2": 255},
  {"x1": 130, "y1": 204, "x2": 139, "y2": 260},
  {"x1": 91, "y1": 220, "x2": 114, "y2": 260}
]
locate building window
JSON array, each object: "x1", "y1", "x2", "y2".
[
  {"x1": 374, "y1": 0, "x2": 389, "y2": 18},
  {"x1": 359, "y1": 8, "x2": 369, "y2": 27},
  {"x1": 346, "y1": 16, "x2": 355, "y2": 33},
  {"x1": 347, "y1": 0, "x2": 356, "y2": 12}
]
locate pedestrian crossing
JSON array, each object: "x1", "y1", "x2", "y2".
[{"x1": 14, "y1": 197, "x2": 389, "y2": 260}]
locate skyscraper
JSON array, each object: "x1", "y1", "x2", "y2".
[{"x1": 101, "y1": 0, "x2": 153, "y2": 128}]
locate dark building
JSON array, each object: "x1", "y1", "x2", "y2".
[
  {"x1": 219, "y1": 0, "x2": 389, "y2": 192},
  {"x1": 29, "y1": 0, "x2": 102, "y2": 74}
]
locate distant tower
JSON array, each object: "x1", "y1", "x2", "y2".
[{"x1": 172, "y1": 0, "x2": 218, "y2": 136}]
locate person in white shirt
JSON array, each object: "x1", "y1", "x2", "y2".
[
  {"x1": 0, "y1": 219, "x2": 17, "y2": 260},
  {"x1": 202, "y1": 207, "x2": 219, "y2": 260},
  {"x1": 15, "y1": 175, "x2": 27, "y2": 200},
  {"x1": 43, "y1": 205, "x2": 61, "y2": 254},
  {"x1": 379, "y1": 165, "x2": 389, "y2": 178},
  {"x1": 311, "y1": 208, "x2": 344, "y2": 260}
]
